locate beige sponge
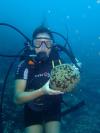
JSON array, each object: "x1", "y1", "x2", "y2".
[{"x1": 50, "y1": 64, "x2": 80, "y2": 92}]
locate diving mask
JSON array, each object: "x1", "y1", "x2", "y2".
[{"x1": 33, "y1": 37, "x2": 53, "y2": 49}]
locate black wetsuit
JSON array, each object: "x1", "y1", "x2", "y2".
[{"x1": 15, "y1": 57, "x2": 62, "y2": 127}]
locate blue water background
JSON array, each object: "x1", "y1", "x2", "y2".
[{"x1": 0, "y1": 0, "x2": 100, "y2": 132}]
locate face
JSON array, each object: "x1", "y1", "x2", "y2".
[{"x1": 33, "y1": 33, "x2": 53, "y2": 57}]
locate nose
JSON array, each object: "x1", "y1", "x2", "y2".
[{"x1": 40, "y1": 42, "x2": 46, "y2": 50}]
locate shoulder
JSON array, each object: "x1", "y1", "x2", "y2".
[{"x1": 15, "y1": 60, "x2": 29, "y2": 80}]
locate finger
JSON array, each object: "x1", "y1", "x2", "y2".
[
  {"x1": 46, "y1": 80, "x2": 50, "y2": 85},
  {"x1": 50, "y1": 90, "x2": 64, "y2": 95}
]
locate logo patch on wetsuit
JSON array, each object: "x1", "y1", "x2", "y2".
[{"x1": 34, "y1": 72, "x2": 50, "y2": 78}]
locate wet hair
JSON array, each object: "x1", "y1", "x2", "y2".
[{"x1": 32, "y1": 26, "x2": 54, "y2": 41}]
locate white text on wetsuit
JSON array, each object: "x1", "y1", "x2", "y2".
[{"x1": 34, "y1": 72, "x2": 50, "y2": 78}]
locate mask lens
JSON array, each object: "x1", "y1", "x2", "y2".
[
  {"x1": 33, "y1": 38, "x2": 53, "y2": 48},
  {"x1": 44, "y1": 40, "x2": 53, "y2": 48},
  {"x1": 34, "y1": 39, "x2": 42, "y2": 48}
]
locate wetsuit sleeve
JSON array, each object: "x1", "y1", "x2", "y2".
[{"x1": 15, "y1": 60, "x2": 29, "y2": 80}]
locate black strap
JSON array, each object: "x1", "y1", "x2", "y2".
[{"x1": 61, "y1": 100, "x2": 85, "y2": 116}]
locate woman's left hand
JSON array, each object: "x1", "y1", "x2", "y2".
[{"x1": 41, "y1": 80, "x2": 64, "y2": 95}]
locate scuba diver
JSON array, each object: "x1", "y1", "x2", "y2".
[
  {"x1": 14, "y1": 26, "x2": 64, "y2": 133},
  {"x1": 0, "y1": 23, "x2": 84, "y2": 133},
  {"x1": 14, "y1": 26, "x2": 81, "y2": 133}
]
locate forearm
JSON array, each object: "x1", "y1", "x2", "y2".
[{"x1": 14, "y1": 88, "x2": 44, "y2": 104}]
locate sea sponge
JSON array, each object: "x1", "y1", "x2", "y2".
[{"x1": 49, "y1": 64, "x2": 80, "y2": 92}]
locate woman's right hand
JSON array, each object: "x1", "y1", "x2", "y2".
[{"x1": 41, "y1": 80, "x2": 64, "y2": 95}]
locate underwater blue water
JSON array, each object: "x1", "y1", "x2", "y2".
[{"x1": 0, "y1": 0, "x2": 100, "y2": 133}]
